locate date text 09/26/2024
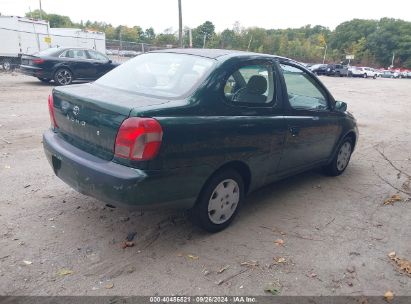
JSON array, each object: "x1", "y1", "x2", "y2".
[{"x1": 149, "y1": 296, "x2": 257, "y2": 303}]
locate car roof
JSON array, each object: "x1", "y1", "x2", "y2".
[
  {"x1": 46, "y1": 47, "x2": 96, "y2": 51},
  {"x1": 151, "y1": 48, "x2": 291, "y2": 61}
]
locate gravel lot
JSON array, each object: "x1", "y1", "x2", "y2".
[{"x1": 0, "y1": 72, "x2": 410, "y2": 296}]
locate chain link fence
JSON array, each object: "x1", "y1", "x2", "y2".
[{"x1": 106, "y1": 39, "x2": 174, "y2": 63}]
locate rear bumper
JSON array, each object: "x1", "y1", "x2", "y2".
[
  {"x1": 43, "y1": 130, "x2": 198, "y2": 209},
  {"x1": 20, "y1": 65, "x2": 52, "y2": 79}
]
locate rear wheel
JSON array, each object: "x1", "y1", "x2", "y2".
[
  {"x1": 363, "y1": 73, "x2": 368, "y2": 78},
  {"x1": 54, "y1": 68, "x2": 73, "y2": 86},
  {"x1": 190, "y1": 169, "x2": 244, "y2": 232},
  {"x1": 373, "y1": 75, "x2": 377, "y2": 79},
  {"x1": 2, "y1": 59, "x2": 12, "y2": 71},
  {"x1": 323, "y1": 137, "x2": 353, "y2": 176}
]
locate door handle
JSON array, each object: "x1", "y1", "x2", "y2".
[{"x1": 289, "y1": 126, "x2": 300, "y2": 137}]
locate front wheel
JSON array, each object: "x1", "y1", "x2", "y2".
[
  {"x1": 190, "y1": 169, "x2": 244, "y2": 232},
  {"x1": 323, "y1": 138, "x2": 353, "y2": 176},
  {"x1": 54, "y1": 68, "x2": 73, "y2": 86},
  {"x1": 363, "y1": 73, "x2": 368, "y2": 78}
]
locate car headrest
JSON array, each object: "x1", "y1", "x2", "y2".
[{"x1": 246, "y1": 75, "x2": 267, "y2": 95}]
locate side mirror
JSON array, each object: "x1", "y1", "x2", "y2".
[{"x1": 335, "y1": 101, "x2": 347, "y2": 112}]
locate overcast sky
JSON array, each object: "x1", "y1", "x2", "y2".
[{"x1": 1, "y1": 0, "x2": 411, "y2": 32}]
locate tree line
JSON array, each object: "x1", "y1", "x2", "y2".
[{"x1": 26, "y1": 10, "x2": 411, "y2": 68}]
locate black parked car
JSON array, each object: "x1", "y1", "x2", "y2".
[
  {"x1": 309, "y1": 64, "x2": 328, "y2": 75},
  {"x1": 20, "y1": 47, "x2": 119, "y2": 85},
  {"x1": 325, "y1": 64, "x2": 350, "y2": 77}
]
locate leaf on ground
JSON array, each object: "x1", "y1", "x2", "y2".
[
  {"x1": 23, "y1": 260, "x2": 32, "y2": 265},
  {"x1": 264, "y1": 282, "x2": 281, "y2": 295},
  {"x1": 384, "y1": 290, "x2": 394, "y2": 302},
  {"x1": 57, "y1": 268, "x2": 73, "y2": 276},
  {"x1": 388, "y1": 252, "x2": 396, "y2": 258},
  {"x1": 105, "y1": 283, "x2": 114, "y2": 289},
  {"x1": 187, "y1": 254, "x2": 199, "y2": 260},
  {"x1": 274, "y1": 239, "x2": 285, "y2": 246},
  {"x1": 383, "y1": 194, "x2": 402, "y2": 205},
  {"x1": 388, "y1": 252, "x2": 411, "y2": 277},
  {"x1": 122, "y1": 241, "x2": 134, "y2": 249},
  {"x1": 217, "y1": 265, "x2": 230, "y2": 274},
  {"x1": 276, "y1": 257, "x2": 286, "y2": 264},
  {"x1": 240, "y1": 260, "x2": 259, "y2": 267}
]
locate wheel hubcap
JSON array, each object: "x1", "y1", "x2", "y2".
[
  {"x1": 3, "y1": 61, "x2": 11, "y2": 71},
  {"x1": 57, "y1": 70, "x2": 72, "y2": 85},
  {"x1": 336, "y1": 142, "x2": 352, "y2": 171},
  {"x1": 208, "y1": 179, "x2": 239, "y2": 224}
]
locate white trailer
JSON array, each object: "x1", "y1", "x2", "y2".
[
  {"x1": 49, "y1": 28, "x2": 106, "y2": 53},
  {"x1": 0, "y1": 16, "x2": 50, "y2": 70},
  {"x1": 0, "y1": 15, "x2": 106, "y2": 70}
]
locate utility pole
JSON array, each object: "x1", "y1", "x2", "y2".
[
  {"x1": 247, "y1": 35, "x2": 253, "y2": 51},
  {"x1": 391, "y1": 52, "x2": 395, "y2": 68},
  {"x1": 39, "y1": 0, "x2": 43, "y2": 19},
  {"x1": 178, "y1": 0, "x2": 183, "y2": 48},
  {"x1": 322, "y1": 44, "x2": 328, "y2": 64},
  {"x1": 119, "y1": 27, "x2": 123, "y2": 51},
  {"x1": 189, "y1": 28, "x2": 192, "y2": 48},
  {"x1": 203, "y1": 33, "x2": 207, "y2": 48}
]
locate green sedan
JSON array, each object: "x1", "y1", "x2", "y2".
[{"x1": 43, "y1": 49, "x2": 358, "y2": 232}]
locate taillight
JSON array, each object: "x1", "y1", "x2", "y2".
[
  {"x1": 48, "y1": 94, "x2": 58, "y2": 128},
  {"x1": 32, "y1": 58, "x2": 45, "y2": 65},
  {"x1": 114, "y1": 117, "x2": 163, "y2": 161}
]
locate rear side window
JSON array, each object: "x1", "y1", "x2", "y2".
[
  {"x1": 280, "y1": 64, "x2": 328, "y2": 110},
  {"x1": 61, "y1": 49, "x2": 88, "y2": 59},
  {"x1": 224, "y1": 64, "x2": 275, "y2": 105}
]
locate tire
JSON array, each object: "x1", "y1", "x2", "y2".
[
  {"x1": 323, "y1": 137, "x2": 353, "y2": 176},
  {"x1": 190, "y1": 169, "x2": 244, "y2": 233},
  {"x1": 363, "y1": 73, "x2": 367, "y2": 78},
  {"x1": 37, "y1": 77, "x2": 51, "y2": 83},
  {"x1": 54, "y1": 68, "x2": 73, "y2": 86},
  {"x1": 373, "y1": 75, "x2": 376, "y2": 79},
  {"x1": 2, "y1": 59, "x2": 12, "y2": 71},
  {"x1": 336, "y1": 71, "x2": 341, "y2": 77}
]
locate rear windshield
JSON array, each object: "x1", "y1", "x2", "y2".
[
  {"x1": 95, "y1": 52, "x2": 215, "y2": 98},
  {"x1": 35, "y1": 48, "x2": 61, "y2": 56}
]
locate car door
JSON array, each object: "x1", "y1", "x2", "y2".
[
  {"x1": 62, "y1": 49, "x2": 95, "y2": 79},
  {"x1": 276, "y1": 62, "x2": 341, "y2": 175},
  {"x1": 220, "y1": 59, "x2": 287, "y2": 187},
  {"x1": 86, "y1": 50, "x2": 113, "y2": 78}
]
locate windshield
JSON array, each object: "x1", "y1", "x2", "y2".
[{"x1": 95, "y1": 52, "x2": 215, "y2": 98}]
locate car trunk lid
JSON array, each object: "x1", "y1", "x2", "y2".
[
  {"x1": 52, "y1": 83, "x2": 170, "y2": 160},
  {"x1": 21, "y1": 54, "x2": 39, "y2": 66}
]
